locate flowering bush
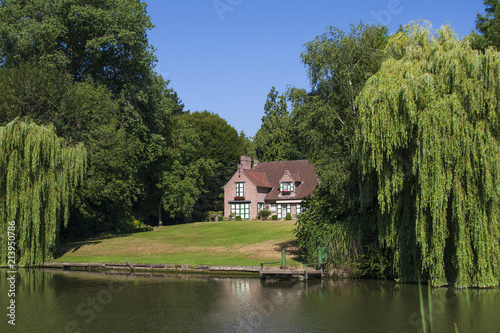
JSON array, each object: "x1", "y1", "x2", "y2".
[
  {"x1": 281, "y1": 191, "x2": 291, "y2": 195},
  {"x1": 234, "y1": 196, "x2": 245, "y2": 200}
]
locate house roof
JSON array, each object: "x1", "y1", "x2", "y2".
[
  {"x1": 289, "y1": 172, "x2": 301, "y2": 183},
  {"x1": 243, "y1": 170, "x2": 272, "y2": 188},
  {"x1": 250, "y1": 160, "x2": 318, "y2": 201}
]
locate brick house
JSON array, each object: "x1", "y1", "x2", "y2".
[{"x1": 223, "y1": 156, "x2": 318, "y2": 220}]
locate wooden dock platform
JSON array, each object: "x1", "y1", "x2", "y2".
[
  {"x1": 41, "y1": 262, "x2": 323, "y2": 280},
  {"x1": 259, "y1": 269, "x2": 323, "y2": 280}
]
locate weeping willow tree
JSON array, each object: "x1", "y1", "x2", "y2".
[
  {"x1": 0, "y1": 119, "x2": 86, "y2": 266},
  {"x1": 356, "y1": 22, "x2": 500, "y2": 287}
]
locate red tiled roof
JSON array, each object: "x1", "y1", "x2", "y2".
[
  {"x1": 243, "y1": 170, "x2": 272, "y2": 188},
  {"x1": 289, "y1": 172, "x2": 301, "y2": 182},
  {"x1": 251, "y1": 160, "x2": 318, "y2": 201}
]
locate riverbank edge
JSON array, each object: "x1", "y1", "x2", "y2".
[
  {"x1": 34, "y1": 261, "x2": 348, "y2": 278},
  {"x1": 38, "y1": 261, "x2": 263, "y2": 276}
]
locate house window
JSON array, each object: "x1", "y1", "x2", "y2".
[
  {"x1": 258, "y1": 203, "x2": 265, "y2": 212},
  {"x1": 231, "y1": 203, "x2": 249, "y2": 219},
  {"x1": 277, "y1": 204, "x2": 291, "y2": 219},
  {"x1": 236, "y1": 182, "x2": 244, "y2": 197},
  {"x1": 270, "y1": 204, "x2": 277, "y2": 212},
  {"x1": 296, "y1": 203, "x2": 302, "y2": 215},
  {"x1": 280, "y1": 182, "x2": 294, "y2": 194}
]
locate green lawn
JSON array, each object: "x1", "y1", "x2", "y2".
[{"x1": 53, "y1": 220, "x2": 300, "y2": 267}]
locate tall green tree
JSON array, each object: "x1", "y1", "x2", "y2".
[
  {"x1": 0, "y1": 119, "x2": 86, "y2": 266},
  {"x1": 0, "y1": 0, "x2": 189, "y2": 233},
  {"x1": 254, "y1": 87, "x2": 303, "y2": 162},
  {"x1": 470, "y1": 0, "x2": 500, "y2": 51},
  {"x1": 296, "y1": 22, "x2": 388, "y2": 179},
  {"x1": 239, "y1": 131, "x2": 255, "y2": 159},
  {"x1": 356, "y1": 23, "x2": 500, "y2": 287},
  {"x1": 181, "y1": 111, "x2": 245, "y2": 218},
  {"x1": 131, "y1": 73, "x2": 186, "y2": 227},
  {"x1": 159, "y1": 117, "x2": 215, "y2": 223},
  {"x1": 0, "y1": 61, "x2": 142, "y2": 236},
  {"x1": 293, "y1": 23, "x2": 388, "y2": 266},
  {"x1": 64, "y1": 82, "x2": 143, "y2": 235},
  {"x1": 0, "y1": 62, "x2": 69, "y2": 125},
  {"x1": 0, "y1": 0, "x2": 155, "y2": 94}
]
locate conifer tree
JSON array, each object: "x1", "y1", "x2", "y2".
[
  {"x1": 254, "y1": 87, "x2": 292, "y2": 162},
  {"x1": 471, "y1": 0, "x2": 500, "y2": 51}
]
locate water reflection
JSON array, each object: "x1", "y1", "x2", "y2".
[{"x1": 0, "y1": 269, "x2": 498, "y2": 332}]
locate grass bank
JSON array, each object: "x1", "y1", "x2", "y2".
[{"x1": 53, "y1": 220, "x2": 300, "y2": 267}]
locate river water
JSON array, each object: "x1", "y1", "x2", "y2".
[{"x1": 1, "y1": 269, "x2": 499, "y2": 332}]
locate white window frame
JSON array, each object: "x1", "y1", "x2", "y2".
[
  {"x1": 277, "y1": 203, "x2": 291, "y2": 219},
  {"x1": 231, "y1": 203, "x2": 250, "y2": 220},
  {"x1": 280, "y1": 182, "x2": 294, "y2": 192},
  {"x1": 236, "y1": 182, "x2": 244, "y2": 197}
]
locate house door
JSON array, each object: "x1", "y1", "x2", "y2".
[{"x1": 277, "y1": 204, "x2": 291, "y2": 219}]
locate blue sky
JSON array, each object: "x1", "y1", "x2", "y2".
[{"x1": 144, "y1": 0, "x2": 486, "y2": 137}]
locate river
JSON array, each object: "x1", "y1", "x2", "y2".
[{"x1": 1, "y1": 269, "x2": 499, "y2": 332}]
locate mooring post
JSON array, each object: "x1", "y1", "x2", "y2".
[
  {"x1": 126, "y1": 260, "x2": 135, "y2": 271},
  {"x1": 317, "y1": 247, "x2": 326, "y2": 271},
  {"x1": 281, "y1": 250, "x2": 286, "y2": 269}
]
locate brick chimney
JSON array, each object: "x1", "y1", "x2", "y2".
[{"x1": 240, "y1": 155, "x2": 252, "y2": 170}]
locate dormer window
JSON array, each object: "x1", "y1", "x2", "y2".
[{"x1": 280, "y1": 182, "x2": 294, "y2": 195}]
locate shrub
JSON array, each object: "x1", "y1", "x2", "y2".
[
  {"x1": 271, "y1": 215, "x2": 278, "y2": 220},
  {"x1": 133, "y1": 220, "x2": 140, "y2": 227},
  {"x1": 235, "y1": 215, "x2": 242, "y2": 221},
  {"x1": 133, "y1": 225, "x2": 154, "y2": 233},
  {"x1": 258, "y1": 209, "x2": 272, "y2": 220},
  {"x1": 114, "y1": 219, "x2": 135, "y2": 234},
  {"x1": 285, "y1": 213, "x2": 292, "y2": 220},
  {"x1": 206, "y1": 211, "x2": 220, "y2": 222}
]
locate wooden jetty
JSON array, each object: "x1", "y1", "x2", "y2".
[
  {"x1": 40, "y1": 262, "x2": 261, "y2": 275},
  {"x1": 259, "y1": 268, "x2": 323, "y2": 280},
  {"x1": 259, "y1": 248, "x2": 326, "y2": 280}
]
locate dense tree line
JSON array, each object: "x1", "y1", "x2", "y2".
[
  {"x1": 0, "y1": 0, "x2": 246, "y2": 266},
  {"x1": 254, "y1": 3, "x2": 500, "y2": 287},
  {"x1": 2, "y1": 0, "x2": 499, "y2": 286}
]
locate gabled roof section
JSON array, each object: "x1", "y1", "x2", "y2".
[
  {"x1": 251, "y1": 160, "x2": 318, "y2": 201},
  {"x1": 289, "y1": 172, "x2": 301, "y2": 183},
  {"x1": 243, "y1": 170, "x2": 272, "y2": 188}
]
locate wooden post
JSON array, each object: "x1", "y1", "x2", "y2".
[{"x1": 158, "y1": 200, "x2": 163, "y2": 226}]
